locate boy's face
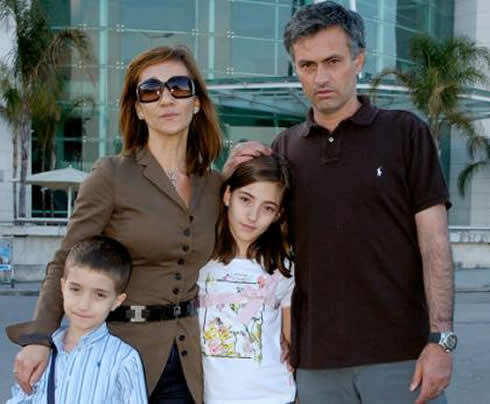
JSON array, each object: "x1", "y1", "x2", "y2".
[{"x1": 61, "y1": 266, "x2": 126, "y2": 336}]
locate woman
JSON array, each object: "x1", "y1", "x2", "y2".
[{"x1": 8, "y1": 45, "x2": 222, "y2": 403}]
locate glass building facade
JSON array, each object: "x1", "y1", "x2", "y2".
[{"x1": 34, "y1": 0, "x2": 458, "y2": 216}]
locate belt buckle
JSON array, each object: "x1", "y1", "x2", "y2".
[
  {"x1": 173, "y1": 304, "x2": 182, "y2": 318},
  {"x1": 129, "y1": 305, "x2": 147, "y2": 323}
]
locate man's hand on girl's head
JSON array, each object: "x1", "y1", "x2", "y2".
[{"x1": 223, "y1": 141, "x2": 272, "y2": 178}]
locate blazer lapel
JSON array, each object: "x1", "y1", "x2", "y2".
[
  {"x1": 190, "y1": 172, "x2": 208, "y2": 214},
  {"x1": 136, "y1": 147, "x2": 187, "y2": 211}
]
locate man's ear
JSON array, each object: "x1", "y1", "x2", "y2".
[
  {"x1": 111, "y1": 293, "x2": 127, "y2": 311},
  {"x1": 223, "y1": 186, "x2": 231, "y2": 207},
  {"x1": 355, "y1": 50, "x2": 365, "y2": 73}
]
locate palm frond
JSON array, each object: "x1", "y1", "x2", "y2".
[
  {"x1": 369, "y1": 68, "x2": 414, "y2": 104},
  {"x1": 458, "y1": 160, "x2": 490, "y2": 196},
  {"x1": 35, "y1": 29, "x2": 93, "y2": 81},
  {"x1": 442, "y1": 109, "x2": 484, "y2": 158}
]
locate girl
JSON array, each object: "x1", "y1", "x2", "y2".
[{"x1": 198, "y1": 154, "x2": 296, "y2": 404}]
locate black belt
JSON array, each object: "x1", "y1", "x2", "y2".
[{"x1": 107, "y1": 300, "x2": 197, "y2": 323}]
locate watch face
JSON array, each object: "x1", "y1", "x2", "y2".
[{"x1": 445, "y1": 334, "x2": 458, "y2": 350}]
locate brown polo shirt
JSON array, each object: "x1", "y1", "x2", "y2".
[{"x1": 272, "y1": 96, "x2": 450, "y2": 369}]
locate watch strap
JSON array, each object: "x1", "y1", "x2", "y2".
[{"x1": 427, "y1": 332, "x2": 442, "y2": 344}]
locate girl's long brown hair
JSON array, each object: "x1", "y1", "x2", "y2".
[
  {"x1": 212, "y1": 154, "x2": 294, "y2": 277},
  {"x1": 119, "y1": 45, "x2": 221, "y2": 175}
]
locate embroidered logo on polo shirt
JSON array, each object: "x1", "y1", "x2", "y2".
[{"x1": 376, "y1": 166, "x2": 383, "y2": 177}]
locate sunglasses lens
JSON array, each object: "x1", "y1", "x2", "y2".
[
  {"x1": 167, "y1": 76, "x2": 194, "y2": 99},
  {"x1": 137, "y1": 79, "x2": 161, "y2": 103}
]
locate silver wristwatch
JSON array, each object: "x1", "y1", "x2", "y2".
[{"x1": 427, "y1": 332, "x2": 458, "y2": 353}]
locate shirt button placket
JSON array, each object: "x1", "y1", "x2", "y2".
[{"x1": 175, "y1": 227, "x2": 191, "y2": 284}]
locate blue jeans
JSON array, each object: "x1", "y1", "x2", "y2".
[{"x1": 149, "y1": 343, "x2": 195, "y2": 404}]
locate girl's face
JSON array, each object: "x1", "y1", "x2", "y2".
[
  {"x1": 134, "y1": 60, "x2": 200, "y2": 140},
  {"x1": 223, "y1": 181, "x2": 283, "y2": 257}
]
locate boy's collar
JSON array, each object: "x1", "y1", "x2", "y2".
[{"x1": 51, "y1": 322, "x2": 109, "y2": 353}]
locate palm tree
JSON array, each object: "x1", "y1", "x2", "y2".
[
  {"x1": 0, "y1": 0, "x2": 91, "y2": 218},
  {"x1": 33, "y1": 96, "x2": 95, "y2": 217},
  {"x1": 371, "y1": 34, "x2": 490, "y2": 155},
  {"x1": 457, "y1": 140, "x2": 490, "y2": 196}
]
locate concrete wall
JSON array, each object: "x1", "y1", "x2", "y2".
[
  {"x1": 0, "y1": 224, "x2": 65, "y2": 281},
  {"x1": 0, "y1": 224, "x2": 487, "y2": 283},
  {"x1": 451, "y1": 229, "x2": 490, "y2": 268},
  {"x1": 0, "y1": 19, "x2": 15, "y2": 222}
]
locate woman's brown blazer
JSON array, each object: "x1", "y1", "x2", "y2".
[{"x1": 7, "y1": 147, "x2": 222, "y2": 402}]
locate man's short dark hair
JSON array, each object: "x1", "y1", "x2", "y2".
[
  {"x1": 284, "y1": 1, "x2": 365, "y2": 59},
  {"x1": 65, "y1": 236, "x2": 132, "y2": 294}
]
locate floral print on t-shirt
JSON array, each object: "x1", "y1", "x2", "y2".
[{"x1": 200, "y1": 270, "x2": 281, "y2": 363}]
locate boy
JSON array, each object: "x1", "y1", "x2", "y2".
[{"x1": 8, "y1": 236, "x2": 148, "y2": 404}]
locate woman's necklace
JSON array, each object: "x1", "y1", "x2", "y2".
[{"x1": 164, "y1": 168, "x2": 178, "y2": 189}]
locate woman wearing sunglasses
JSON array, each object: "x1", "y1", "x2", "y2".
[{"x1": 8, "y1": 46, "x2": 222, "y2": 404}]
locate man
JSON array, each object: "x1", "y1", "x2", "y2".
[{"x1": 227, "y1": 2, "x2": 455, "y2": 403}]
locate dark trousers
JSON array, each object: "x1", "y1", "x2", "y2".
[{"x1": 149, "y1": 343, "x2": 195, "y2": 404}]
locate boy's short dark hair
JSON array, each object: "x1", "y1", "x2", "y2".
[{"x1": 65, "y1": 236, "x2": 132, "y2": 294}]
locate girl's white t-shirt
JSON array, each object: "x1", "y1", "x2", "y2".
[{"x1": 197, "y1": 258, "x2": 296, "y2": 404}]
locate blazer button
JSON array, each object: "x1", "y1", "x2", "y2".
[
  {"x1": 175, "y1": 272, "x2": 182, "y2": 281},
  {"x1": 183, "y1": 228, "x2": 191, "y2": 236},
  {"x1": 178, "y1": 335, "x2": 185, "y2": 341},
  {"x1": 182, "y1": 245, "x2": 189, "y2": 252},
  {"x1": 189, "y1": 215, "x2": 194, "y2": 222},
  {"x1": 178, "y1": 258, "x2": 185, "y2": 265},
  {"x1": 181, "y1": 350, "x2": 188, "y2": 357},
  {"x1": 172, "y1": 287, "x2": 179, "y2": 295}
]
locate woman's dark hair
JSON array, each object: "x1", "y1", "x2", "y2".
[
  {"x1": 212, "y1": 153, "x2": 294, "y2": 277},
  {"x1": 119, "y1": 45, "x2": 222, "y2": 176}
]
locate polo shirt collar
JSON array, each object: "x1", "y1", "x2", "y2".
[{"x1": 302, "y1": 95, "x2": 378, "y2": 136}]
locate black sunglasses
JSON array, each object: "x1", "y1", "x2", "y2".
[{"x1": 136, "y1": 76, "x2": 196, "y2": 102}]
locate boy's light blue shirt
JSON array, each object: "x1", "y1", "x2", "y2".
[{"x1": 7, "y1": 322, "x2": 148, "y2": 404}]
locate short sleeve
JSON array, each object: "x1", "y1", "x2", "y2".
[
  {"x1": 114, "y1": 349, "x2": 149, "y2": 404},
  {"x1": 405, "y1": 115, "x2": 451, "y2": 213},
  {"x1": 274, "y1": 265, "x2": 295, "y2": 308}
]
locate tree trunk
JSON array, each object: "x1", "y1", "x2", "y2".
[
  {"x1": 18, "y1": 118, "x2": 30, "y2": 218},
  {"x1": 429, "y1": 116, "x2": 441, "y2": 155},
  {"x1": 40, "y1": 142, "x2": 47, "y2": 218},
  {"x1": 49, "y1": 137, "x2": 56, "y2": 217},
  {"x1": 11, "y1": 133, "x2": 18, "y2": 221}
]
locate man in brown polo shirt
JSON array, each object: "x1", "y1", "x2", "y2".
[{"x1": 227, "y1": 2, "x2": 456, "y2": 403}]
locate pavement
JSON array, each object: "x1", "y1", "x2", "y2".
[
  {"x1": 1, "y1": 293, "x2": 490, "y2": 403},
  {"x1": 1, "y1": 277, "x2": 489, "y2": 403},
  {"x1": 1, "y1": 268, "x2": 490, "y2": 296}
]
